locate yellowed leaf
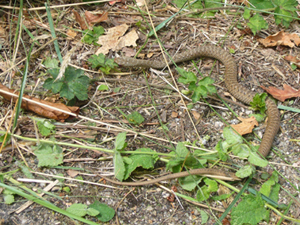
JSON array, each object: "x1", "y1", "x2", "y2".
[
  {"x1": 96, "y1": 24, "x2": 138, "y2": 55},
  {"x1": 171, "y1": 112, "x2": 178, "y2": 118},
  {"x1": 230, "y1": 116, "x2": 258, "y2": 135},
  {"x1": 191, "y1": 110, "x2": 201, "y2": 120}
]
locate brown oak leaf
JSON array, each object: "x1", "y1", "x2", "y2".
[
  {"x1": 258, "y1": 31, "x2": 300, "y2": 48},
  {"x1": 85, "y1": 11, "x2": 108, "y2": 25},
  {"x1": 73, "y1": 10, "x2": 87, "y2": 30},
  {"x1": 0, "y1": 84, "x2": 79, "y2": 121},
  {"x1": 284, "y1": 55, "x2": 300, "y2": 68},
  {"x1": 261, "y1": 84, "x2": 300, "y2": 102},
  {"x1": 231, "y1": 116, "x2": 258, "y2": 136}
]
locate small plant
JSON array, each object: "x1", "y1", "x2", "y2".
[
  {"x1": 44, "y1": 66, "x2": 89, "y2": 101},
  {"x1": 177, "y1": 68, "x2": 217, "y2": 102},
  {"x1": 82, "y1": 26, "x2": 104, "y2": 45},
  {"x1": 88, "y1": 53, "x2": 118, "y2": 74}
]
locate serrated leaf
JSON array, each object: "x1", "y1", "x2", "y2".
[
  {"x1": 249, "y1": 0, "x2": 274, "y2": 9},
  {"x1": 34, "y1": 143, "x2": 63, "y2": 167},
  {"x1": 114, "y1": 152, "x2": 125, "y2": 181},
  {"x1": 37, "y1": 119, "x2": 56, "y2": 136},
  {"x1": 177, "y1": 68, "x2": 197, "y2": 84},
  {"x1": 273, "y1": 0, "x2": 297, "y2": 28},
  {"x1": 67, "y1": 203, "x2": 88, "y2": 217},
  {"x1": 90, "y1": 201, "x2": 115, "y2": 222},
  {"x1": 236, "y1": 164, "x2": 255, "y2": 178},
  {"x1": 231, "y1": 193, "x2": 269, "y2": 225},
  {"x1": 82, "y1": 26, "x2": 104, "y2": 45},
  {"x1": 247, "y1": 14, "x2": 268, "y2": 35},
  {"x1": 43, "y1": 57, "x2": 59, "y2": 69},
  {"x1": 44, "y1": 66, "x2": 89, "y2": 101},
  {"x1": 260, "y1": 171, "x2": 278, "y2": 197},
  {"x1": 196, "y1": 178, "x2": 218, "y2": 201},
  {"x1": 249, "y1": 151, "x2": 268, "y2": 167}
]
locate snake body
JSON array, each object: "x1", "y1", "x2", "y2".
[{"x1": 111, "y1": 45, "x2": 280, "y2": 186}]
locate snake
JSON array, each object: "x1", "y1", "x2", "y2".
[{"x1": 106, "y1": 45, "x2": 280, "y2": 186}]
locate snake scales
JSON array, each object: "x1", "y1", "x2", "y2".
[{"x1": 105, "y1": 45, "x2": 280, "y2": 186}]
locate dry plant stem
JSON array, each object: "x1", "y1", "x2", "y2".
[
  {"x1": 114, "y1": 45, "x2": 280, "y2": 185},
  {"x1": 99, "y1": 168, "x2": 240, "y2": 186}
]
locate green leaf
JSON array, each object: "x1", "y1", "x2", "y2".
[
  {"x1": 34, "y1": 143, "x2": 63, "y2": 167},
  {"x1": 175, "y1": 142, "x2": 189, "y2": 158},
  {"x1": 250, "y1": 93, "x2": 267, "y2": 114},
  {"x1": 44, "y1": 66, "x2": 89, "y2": 101},
  {"x1": 86, "y1": 208, "x2": 100, "y2": 216},
  {"x1": 82, "y1": 26, "x2": 104, "y2": 45},
  {"x1": 113, "y1": 152, "x2": 125, "y2": 181},
  {"x1": 98, "y1": 84, "x2": 109, "y2": 91},
  {"x1": 124, "y1": 148, "x2": 158, "y2": 179},
  {"x1": 249, "y1": 113, "x2": 265, "y2": 122},
  {"x1": 211, "y1": 192, "x2": 234, "y2": 201},
  {"x1": 260, "y1": 171, "x2": 278, "y2": 197},
  {"x1": 273, "y1": 0, "x2": 297, "y2": 28},
  {"x1": 126, "y1": 111, "x2": 145, "y2": 125},
  {"x1": 88, "y1": 54, "x2": 117, "y2": 74},
  {"x1": 247, "y1": 14, "x2": 268, "y2": 35},
  {"x1": 243, "y1": 8, "x2": 251, "y2": 20},
  {"x1": 249, "y1": 0, "x2": 274, "y2": 9},
  {"x1": 236, "y1": 164, "x2": 255, "y2": 178},
  {"x1": 67, "y1": 203, "x2": 88, "y2": 217},
  {"x1": 177, "y1": 68, "x2": 197, "y2": 84},
  {"x1": 4, "y1": 193, "x2": 14, "y2": 204},
  {"x1": 179, "y1": 175, "x2": 202, "y2": 191},
  {"x1": 43, "y1": 57, "x2": 59, "y2": 69},
  {"x1": 36, "y1": 119, "x2": 56, "y2": 136},
  {"x1": 196, "y1": 178, "x2": 218, "y2": 201},
  {"x1": 223, "y1": 127, "x2": 243, "y2": 146},
  {"x1": 248, "y1": 151, "x2": 268, "y2": 167},
  {"x1": 90, "y1": 201, "x2": 115, "y2": 222},
  {"x1": 215, "y1": 140, "x2": 228, "y2": 161},
  {"x1": 114, "y1": 132, "x2": 127, "y2": 151},
  {"x1": 200, "y1": 210, "x2": 209, "y2": 224},
  {"x1": 231, "y1": 193, "x2": 269, "y2": 225},
  {"x1": 232, "y1": 143, "x2": 250, "y2": 158}
]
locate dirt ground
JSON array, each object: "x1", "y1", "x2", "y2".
[{"x1": 0, "y1": 0, "x2": 299, "y2": 224}]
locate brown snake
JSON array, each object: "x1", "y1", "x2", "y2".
[{"x1": 104, "y1": 45, "x2": 280, "y2": 186}]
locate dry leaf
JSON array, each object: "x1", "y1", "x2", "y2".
[
  {"x1": 258, "y1": 31, "x2": 300, "y2": 48},
  {"x1": 171, "y1": 112, "x2": 178, "y2": 118},
  {"x1": 66, "y1": 29, "x2": 77, "y2": 39},
  {"x1": 73, "y1": 10, "x2": 88, "y2": 30},
  {"x1": 67, "y1": 169, "x2": 79, "y2": 177},
  {"x1": 284, "y1": 55, "x2": 300, "y2": 68},
  {"x1": 261, "y1": 84, "x2": 300, "y2": 102},
  {"x1": 231, "y1": 116, "x2": 258, "y2": 136},
  {"x1": 85, "y1": 11, "x2": 108, "y2": 25},
  {"x1": 0, "y1": 84, "x2": 79, "y2": 121},
  {"x1": 191, "y1": 110, "x2": 201, "y2": 120},
  {"x1": 96, "y1": 24, "x2": 138, "y2": 55}
]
